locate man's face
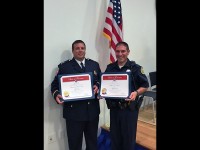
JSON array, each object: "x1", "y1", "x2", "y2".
[
  {"x1": 115, "y1": 45, "x2": 129, "y2": 64},
  {"x1": 72, "y1": 43, "x2": 86, "y2": 61}
]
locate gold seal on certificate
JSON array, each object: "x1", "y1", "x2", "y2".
[
  {"x1": 63, "y1": 91, "x2": 69, "y2": 97},
  {"x1": 102, "y1": 88, "x2": 107, "y2": 95}
]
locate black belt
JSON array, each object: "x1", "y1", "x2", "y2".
[
  {"x1": 118, "y1": 101, "x2": 130, "y2": 109},
  {"x1": 109, "y1": 101, "x2": 130, "y2": 109}
]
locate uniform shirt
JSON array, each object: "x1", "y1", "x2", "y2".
[{"x1": 75, "y1": 58, "x2": 85, "y2": 68}]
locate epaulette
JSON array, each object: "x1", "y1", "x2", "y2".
[
  {"x1": 86, "y1": 58, "x2": 91, "y2": 61},
  {"x1": 108, "y1": 61, "x2": 117, "y2": 66},
  {"x1": 129, "y1": 61, "x2": 139, "y2": 71},
  {"x1": 130, "y1": 61, "x2": 136, "y2": 65},
  {"x1": 58, "y1": 59, "x2": 71, "y2": 67},
  {"x1": 106, "y1": 62, "x2": 116, "y2": 71},
  {"x1": 130, "y1": 61, "x2": 141, "y2": 68},
  {"x1": 130, "y1": 61, "x2": 144, "y2": 74},
  {"x1": 86, "y1": 58, "x2": 97, "y2": 63},
  {"x1": 107, "y1": 62, "x2": 114, "y2": 67}
]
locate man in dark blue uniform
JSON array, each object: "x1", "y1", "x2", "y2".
[
  {"x1": 105, "y1": 41, "x2": 149, "y2": 150},
  {"x1": 51, "y1": 40, "x2": 101, "y2": 150}
]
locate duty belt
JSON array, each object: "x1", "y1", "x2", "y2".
[{"x1": 118, "y1": 101, "x2": 131, "y2": 109}]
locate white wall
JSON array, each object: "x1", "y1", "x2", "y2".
[{"x1": 44, "y1": 0, "x2": 156, "y2": 150}]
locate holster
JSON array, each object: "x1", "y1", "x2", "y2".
[
  {"x1": 127, "y1": 95, "x2": 143, "y2": 111},
  {"x1": 135, "y1": 95, "x2": 144, "y2": 110},
  {"x1": 128, "y1": 100, "x2": 137, "y2": 111}
]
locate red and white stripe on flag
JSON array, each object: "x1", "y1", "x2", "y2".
[{"x1": 103, "y1": 0, "x2": 123, "y2": 63}]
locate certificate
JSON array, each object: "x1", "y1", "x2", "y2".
[
  {"x1": 99, "y1": 72, "x2": 131, "y2": 99},
  {"x1": 58, "y1": 72, "x2": 94, "y2": 101}
]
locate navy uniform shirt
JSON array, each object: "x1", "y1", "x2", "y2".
[
  {"x1": 51, "y1": 57, "x2": 101, "y2": 121},
  {"x1": 105, "y1": 58, "x2": 149, "y2": 103}
]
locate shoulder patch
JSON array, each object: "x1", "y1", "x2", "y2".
[{"x1": 141, "y1": 67, "x2": 145, "y2": 74}]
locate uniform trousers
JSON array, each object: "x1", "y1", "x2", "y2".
[
  {"x1": 110, "y1": 108, "x2": 139, "y2": 150},
  {"x1": 66, "y1": 116, "x2": 99, "y2": 150}
]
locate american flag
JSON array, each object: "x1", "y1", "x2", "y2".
[{"x1": 103, "y1": 0, "x2": 123, "y2": 63}]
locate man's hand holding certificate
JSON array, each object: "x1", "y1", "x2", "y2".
[
  {"x1": 99, "y1": 73, "x2": 131, "y2": 99},
  {"x1": 59, "y1": 73, "x2": 94, "y2": 101}
]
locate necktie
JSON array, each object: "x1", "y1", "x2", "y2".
[{"x1": 80, "y1": 62, "x2": 85, "y2": 72}]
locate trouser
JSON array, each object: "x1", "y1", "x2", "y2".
[
  {"x1": 66, "y1": 116, "x2": 99, "y2": 150},
  {"x1": 110, "y1": 108, "x2": 139, "y2": 150}
]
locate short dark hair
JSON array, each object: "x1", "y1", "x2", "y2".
[
  {"x1": 72, "y1": 40, "x2": 86, "y2": 50},
  {"x1": 115, "y1": 41, "x2": 129, "y2": 50}
]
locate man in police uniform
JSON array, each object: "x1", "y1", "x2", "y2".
[
  {"x1": 51, "y1": 40, "x2": 101, "y2": 150},
  {"x1": 105, "y1": 41, "x2": 149, "y2": 150}
]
